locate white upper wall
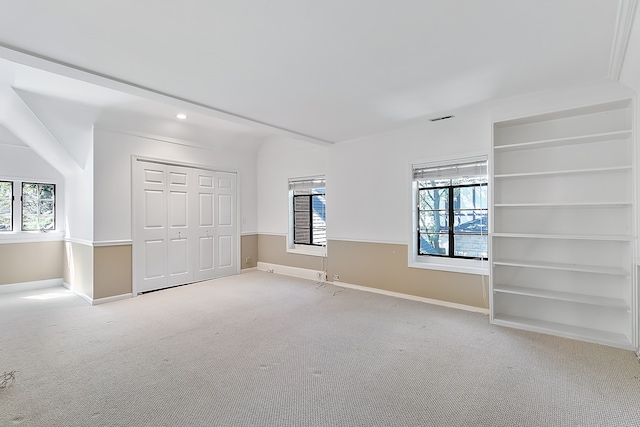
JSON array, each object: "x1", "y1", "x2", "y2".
[
  {"x1": 64, "y1": 144, "x2": 94, "y2": 242},
  {"x1": 257, "y1": 135, "x2": 329, "y2": 235},
  {"x1": 329, "y1": 109, "x2": 490, "y2": 244},
  {"x1": 93, "y1": 128, "x2": 260, "y2": 242},
  {"x1": 256, "y1": 80, "x2": 636, "y2": 245}
]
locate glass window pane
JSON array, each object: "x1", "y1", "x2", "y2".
[
  {"x1": 456, "y1": 186, "x2": 487, "y2": 210},
  {"x1": 295, "y1": 211, "x2": 310, "y2": 227},
  {"x1": 24, "y1": 199, "x2": 39, "y2": 215},
  {"x1": 294, "y1": 196, "x2": 309, "y2": 212},
  {"x1": 22, "y1": 183, "x2": 38, "y2": 199},
  {"x1": 40, "y1": 201, "x2": 54, "y2": 216},
  {"x1": 0, "y1": 215, "x2": 11, "y2": 231},
  {"x1": 22, "y1": 215, "x2": 38, "y2": 231},
  {"x1": 418, "y1": 188, "x2": 448, "y2": 210},
  {"x1": 0, "y1": 182, "x2": 11, "y2": 198},
  {"x1": 0, "y1": 199, "x2": 10, "y2": 215},
  {"x1": 454, "y1": 235, "x2": 487, "y2": 259},
  {"x1": 40, "y1": 184, "x2": 55, "y2": 200},
  {"x1": 294, "y1": 227, "x2": 310, "y2": 244},
  {"x1": 23, "y1": 200, "x2": 38, "y2": 215},
  {"x1": 311, "y1": 195, "x2": 326, "y2": 219},
  {"x1": 418, "y1": 210, "x2": 448, "y2": 233},
  {"x1": 453, "y1": 210, "x2": 487, "y2": 234},
  {"x1": 419, "y1": 234, "x2": 449, "y2": 256},
  {"x1": 40, "y1": 216, "x2": 55, "y2": 230},
  {"x1": 312, "y1": 227, "x2": 326, "y2": 245}
]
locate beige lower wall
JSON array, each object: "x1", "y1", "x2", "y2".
[
  {"x1": 0, "y1": 241, "x2": 64, "y2": 286},
  {"x1": 94, "y1": 245, "x2": 132, "y2": 300},
  {"x1": 64, "y1": 241, "x2": 94, "y2": 299},
  {"x1": 241, "y1": 234, "x2": 258, "y2": 269},
  {"x1": 256, "y1": 234, "x2": 488, "y2": 309},
  {"x1": 327, "y1": 240, "x2": 488, "y2": 309},
  {"x1": 258, "y1": 234, "x2": 325, "y2": 271}
]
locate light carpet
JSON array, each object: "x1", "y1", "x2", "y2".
[{"x1": 1, "y1": 271, "x2": 639, "y2": 426}]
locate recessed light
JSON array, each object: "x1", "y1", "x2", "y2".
[{"x1": 176, "y1": 113, "x2": 188, "y2": 120}]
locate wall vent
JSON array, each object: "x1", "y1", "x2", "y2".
[{"x1": 430, "y1": 115, "x2": 454, "y2": 122}]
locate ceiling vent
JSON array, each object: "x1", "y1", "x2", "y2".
[{"x1": 430, "y1": 115, "x2": 454, "y2": 122}]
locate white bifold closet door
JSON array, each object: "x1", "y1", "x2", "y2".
[
  {"x1": 193, "y1": 170, "x2": 237, "y2": 281},
  {"x1": 134, "y1": 161, "x2": 237, "y2": 294}
]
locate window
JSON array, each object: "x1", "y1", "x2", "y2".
[
  {"x1": 0, "y1": 181, "x2": 12, "y2": 231},
  {"x1": 21, "y1": 182, "x2": 56, "y2": 231},
  {"x1": 288, "y1": 177, "x2": 326, "y2": 255},
  {"x1": 411, "y1": 158, "x2": 488, "y2": 274}
]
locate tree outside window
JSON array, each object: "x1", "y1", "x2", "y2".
[
  {"x1": 22, "y1": 183, "x2": 55, "y2": 231},
  {"x1": 417, "y1": 176, "x2": 487, "y2": 259},
  {"x1": 0, "y1": 181, "x2": 12, "y2": 231}
]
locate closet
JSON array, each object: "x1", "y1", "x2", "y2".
[{"x1": 133, "y1": 160, "x2": 237, "y2": 294}]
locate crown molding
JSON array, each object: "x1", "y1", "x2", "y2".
[{"x1": 609, "y1": 0, "x2": 638, "y2": 81}]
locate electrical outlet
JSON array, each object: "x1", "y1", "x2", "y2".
[
  {"x1": 245, "y1": 256, "x2": 251, "y2": 264},
  {"x1": 333, "y1": 274, "x2": 340, "y2": 281}
]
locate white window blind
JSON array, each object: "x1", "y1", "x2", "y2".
[
  {"x1": 289, "y1": 177, "x2": 326, "y2": 191},
  {"x1": 413, "y1": 159, "x2": 487, "y2": 181}
]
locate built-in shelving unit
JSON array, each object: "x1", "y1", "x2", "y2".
[{"x1": 491, "y1": 99, "x2": 637, "y2": 350}]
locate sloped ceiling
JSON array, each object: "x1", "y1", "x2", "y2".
[
  {"x1": 0, "y1": 0, "x2": 634, "y2": 145},
  {"x1": 0, "y1": 124, "x2": 25, "y2": 146}
]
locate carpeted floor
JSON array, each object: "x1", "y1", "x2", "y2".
[{"x1": 1, "y1": 271, "x2": 639, "y2": 426}]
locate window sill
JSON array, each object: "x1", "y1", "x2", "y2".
[
  {"x1": 286, "y1": 244, "x2": 327, "y2": 257},
  {"x1": 0, "y1": 231, "x2": 65, "y2": 244},
  {"x1": 409, "y1": 256, "x2": 489, "y2": 275}
]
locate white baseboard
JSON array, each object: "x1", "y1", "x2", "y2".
[
  {"x1": 257, "y1": 262, "x2": 326, "y2": 282},
  {"x1": 62, "y1": 281, "x2": 92, "y2": 305},
  {"x1": 92, "y1": 293, "x2": 133, "y2": 305},
  {"x1": 63, "y1": 281, "x2": 132, "y2": 306},
  {"x1": 0, "y1": 278, "x2": 63, "y2": 294},
  {"x1": 240, "y1": 267, "x2": 258, "y2": 274},
  {"x1": 332, "y1": 280, "x2": 490, "y2": 315},
  {"x1": 254, "y1": 262, "x2": 487, "y2": 315}
]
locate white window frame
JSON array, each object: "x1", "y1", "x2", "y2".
[
  {"x1": 21, "y1": 182, "x2": 56, "y2": 232},
  {"x1": 0, "y1": 177, "x2": 64, "y2": 243},
  {"x1": 408, "y1": 156, "x2": 489, "y2": 275},
  {"x1": 287, "y1": 176, "x2": 327, "y2": 257}
]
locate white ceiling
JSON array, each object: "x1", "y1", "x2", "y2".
[{"x1": 0, "y1": 0, "x2": 634, "y2": 146}]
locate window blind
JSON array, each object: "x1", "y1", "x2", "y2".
[
  {"x1": 289, "y1": 177, "x2": 326, "y2": 191},
  {"x1": 413, "y1": 159, "x2": 487, "y2": 181}
]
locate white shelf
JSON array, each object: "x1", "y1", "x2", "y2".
[
  {"x1": 493, "y1": 285, "x2": 629, "y2": 309},
  {"x1": 494, "y1": 202, "x2": 631, "y2": 208},
  {"x1": 493, "y1": 260, "x2": 628, "y2": 276},
  {"x1": 492, "y1": 233, "x2": 632, "y2": 241},
  {"x1": 494, "y1": 165, "x2": 632, "y2": 179},
  {"x1": 491, "y1": 100, "x2": 635, "y2": 350},
  {"x1": 492, "y1": 315, "x2": 634, "y2": 350},
  {"x1": 494, "y1": 129, "x2": 631, "y2": 152}
]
